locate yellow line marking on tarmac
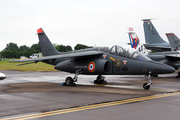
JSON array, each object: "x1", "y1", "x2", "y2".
[{"x1": 1, "y1": 92, "x2": 180, "y2": 120}]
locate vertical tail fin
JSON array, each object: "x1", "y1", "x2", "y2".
[
  {"x1": 37, "y1": 28, "x2": 60, "y2": 56},
  {"x1": 143, "y1": 19, "x2": 167, "y2": 44},
  {"x1": 127, "y1": 27, "x2": 139, "y2": 49},
  {"x1": 166, "y1": 33, "x2": 180, "y2": 50}
]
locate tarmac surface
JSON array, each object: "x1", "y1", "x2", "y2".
[{"x1": 0, "y1": 70, "x2": 180, "y2": 120}]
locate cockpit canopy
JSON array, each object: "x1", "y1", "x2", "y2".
[{"x1": 98, "y1": 45, "x2": 151, "y2": 61}]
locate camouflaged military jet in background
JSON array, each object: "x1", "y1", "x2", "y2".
[{"x1": 142, "y1": 19, "x2": 172, "y2": 52}]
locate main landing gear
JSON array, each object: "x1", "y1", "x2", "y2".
[
  {"x1": 64, "y1": 69, "x2": 83, "y2": 86},
  {"x1": 64, "y1": 72, "x2": 107, "y2": 86},
  {"x1": 94, "y1": 75, "x2": 107, "y2": 84},
  {"x1": 143, "y1": 73, "x2": 153, "y2": 90}
]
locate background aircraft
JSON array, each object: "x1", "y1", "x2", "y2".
[
  {"x1": 127, "y1": 27, "x2": 140, "y2": 50},
  {"x1": 11, "y1": 28, "x2": 175, "y2": 90},
  {"x1": 142, "y1": 19, "x2": 172, "y2": 52},
  {"x1": 147, "y1": 50, "x2": 180, "y2": 78},
  {"x1": 127, "y1": 28, "x2": 147, "y2": 54},
  {"x1": 127, "y1": 28, "x2": 180, "y2": 78},
  {"x1": 0, "y1": 73, "x2": 6, "y2": 80},
  {"x1": 166, "y1": 33, "x2": 180, "y2": 51},
  {"x1": 142, "y1": 22, "x2": 180, "y2": 78}
]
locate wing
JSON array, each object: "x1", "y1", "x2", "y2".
[{"x1": 10, "y1": 51, "x2": 104, "y2": 63}]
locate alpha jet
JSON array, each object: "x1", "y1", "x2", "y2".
[{"x1": 11, "y1": 28, "x2": 175, "y2": 90}]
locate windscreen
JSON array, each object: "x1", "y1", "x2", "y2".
[
  {"x1": 131, "y1": 51, "x2": 151, "y2": 61},
  {"x1": 110, "y1": 45, "x2": 151, "y2": 61}
]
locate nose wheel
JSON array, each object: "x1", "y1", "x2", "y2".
[
  {"x1": 143, "y1": 73, "x2": 152, "y2": 90},
  {"x1": 143, "y1": 83, "x2": 150, "y2": 90}
]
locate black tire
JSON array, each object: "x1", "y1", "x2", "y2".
[
  {"x1": 71, "y1": 83, "x2": 76, "y2": 86},
  {"x1": 153, "y1": 74, "x2": 158, "y2": 77},
  {"x1": 94, "y1": 79, "x2": 103, "y2": 84},
  {"x1": 103, "y1": 80, "x2": 107, "y2": 84},
  {"x1": 94, "y1": 80, "x2": 98, "y2": 84},
  {"x1": 176, "y1": 72, "x2": 180, "y2": 78},
  {"x1": 143, "y1": 83, "x2": 150, "y2": 90},
  {"x1": 65, "y1": 77, "x2": 73, "y2": 86},
  {"x1": 96, "y1": 75, "x2": 106, "y2": 84},
  {"x1": 94, "y1": 79, "x2": 107, "y2": 84}
]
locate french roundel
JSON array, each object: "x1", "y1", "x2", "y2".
[{"x1": 88, "y1": 62, "x2": 95, "y2": 72}]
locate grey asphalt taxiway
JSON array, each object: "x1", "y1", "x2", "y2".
[{"x1": 0, "y1": 70, "x2": 180, "y2": 120}]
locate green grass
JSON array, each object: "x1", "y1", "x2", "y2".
[{"x1": 0, "y1": 59, "x2": 57, "y2": 71}]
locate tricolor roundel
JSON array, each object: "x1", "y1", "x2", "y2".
[{"x1": 88, "y1": 62, "x2": 95, "y2": 72}]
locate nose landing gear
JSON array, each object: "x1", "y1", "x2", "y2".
[{"x1": 143, "y1": 73, "x2": 152, "y2": 90}]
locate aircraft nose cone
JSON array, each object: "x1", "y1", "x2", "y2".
[
  {"x1": 153, "y1": 64, "x2": 175, "y2": 74},
  {"x1": 162, "y1": 65, "x2": 175, "y2": 73},
  {"x1": 165, "y1": 65, "x2": 175, "y2": 73}
]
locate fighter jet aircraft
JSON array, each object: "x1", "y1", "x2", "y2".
[
  {"x1": 142, "y1": 19, "x2": 172, "y2": 52},
  {"x1": 127, "y1": 28, "x2": 180, "y2": 78},
  {"x1": 10, "y1": 28, "x2": 175, "y2": 90},
  {"x1": 0, "y1": 72, "x2": 6, "y2": 80},
  {"x1": 147, "y1": 50, "x2": 180, "y2": 78},
  {"x1": 166, "y1": 33, "x2": 180, "y2": 51}
]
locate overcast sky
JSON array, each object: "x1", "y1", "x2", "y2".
[{"x1": 0, "y1": 0, "x2": 180, "y2": 51}]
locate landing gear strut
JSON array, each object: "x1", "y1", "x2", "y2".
[
  {"x1": 143, "y1": 73, "x2": 152, "y2": 90},
  {"x1": 64, "y1": 69, "x2": 83, "y2": 86},
  {"x1": 176, "y1": 72, "x2": 180, "y2": 78},
  {"x1": 94, "y1": 75, "x2": 107, "y2": 84}
]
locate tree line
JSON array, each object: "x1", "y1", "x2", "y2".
[{"x1": 0, "y1": 42, "x2": 93, "y2": 58}]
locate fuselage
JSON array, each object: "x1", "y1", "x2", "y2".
[{"x1": 43, "y1": 46, "x2": 175, "y2": 76}]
